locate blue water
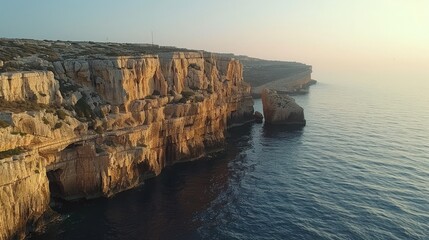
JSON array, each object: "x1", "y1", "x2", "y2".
[{"x1": 31, "y1": 81, "x2": 429, "y2": 240}]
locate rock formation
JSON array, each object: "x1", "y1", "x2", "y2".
[
  {"x1": 254, "y1": 111, "x2": 263, "y2": 123},
  {"x1": 261, "y1": 88, "x2": 306, "y2": 127},
  {"x1": 0, "y1": 71, "x2": 62, "y2": 105},
  {"x1": 0, "y1": 51, "x2": 254, "y2": 239}
]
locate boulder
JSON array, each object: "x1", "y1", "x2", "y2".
[
  {"x1": 261, "y1": 88, "x2": 305, "y2": 127},
  {"x1": 254, "y1": 111, "x2": 263, "y2": 123}
]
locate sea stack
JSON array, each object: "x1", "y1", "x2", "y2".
[{"x1": 261, "y1": 88, "x2": 306, "y2": 127}]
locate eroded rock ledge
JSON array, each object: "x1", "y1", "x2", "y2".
[{"x1": 0, "y1": 52, "x2": 253, "y2": 239}]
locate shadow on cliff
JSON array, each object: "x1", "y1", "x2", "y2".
[{"x1": 29, "y1": 127, "x2": 254, "y2": 240}]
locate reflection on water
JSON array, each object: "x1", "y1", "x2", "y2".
[{"x1": 261, "y1": 125, "x2": 304, "y2": 139}]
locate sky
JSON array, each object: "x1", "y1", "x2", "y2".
[{"x1": 1, "y1": 0, "x2": 428, "y2": 85}]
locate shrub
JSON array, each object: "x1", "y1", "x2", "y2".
[
  {"x1": 46, "y1": 108, "x2": 55, "y2": 113},
  {"x1": 42, "y1": 117, "x2": 49, "y2": 125},
  {"x1": 0, "y1": 99, "x2": 50, "y2": 112},
  {"x1": 195, "y1": 95, "x2": 205, "y2": 103},
  {"x1": 207, "y1": 85, "x2": 213, "y2": 94},
  {"x1": 145, "y1": 95, "x2": 157, "y2": 99},
  {"x1": 0, "y1": 148, "x2": 24, "y2": 159},
  {"x1": 178, "y1": 97, "x2": 188, "y2": 104},
  {"x1": 0, "y1": 120, "x2": 10, "y2": 128},
  {"x1": 95, "y1": 126, "x2": 103, "y2": 134},
  {"x1": 54, "y1": 122, "x2": 63, "y2": 129},
  {"x1": 95, "y1": 147, "x2": 104, "y2": 153},
  {"x1": 11, "y1": 132, "x2": 26, "y2": 136},
  {"x1": 181, "y1": 90, "x2": 195, "y2": 99},
  {"x1": 59, "y1": 80, "x2": 80, "y2": 93},
  {"x1": 188, "y1": 63, "x2": 201, "y2": 71},
  {"x1": 74, "y1": 98, "x2": 93, "y2": 119},
  {"x1": 56, "y1": 109, "x2": 67, "y2": 120},
  {"x1": 63, "y1": 105, "x2": 74, "y2": 111}
]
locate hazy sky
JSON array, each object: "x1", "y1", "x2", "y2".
[{"x1": 1, "y1": 0, "x2": 428, "y2": 84}]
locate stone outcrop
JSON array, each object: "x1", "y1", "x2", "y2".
[
  {"x1": 254, "y1": 111, "x2": 263, "y2": 123},
  {"x1": 0, "y1": 52, "x2": 254, "y2": 239},
  {"x1": 0, "y1": 71, "x2": 62, "y2": 105},
  {"x1": 261, "y1": 88, "x2": 306, "y2": 127}
]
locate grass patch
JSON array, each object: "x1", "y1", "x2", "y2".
[
  {"x1": 95, "y1": 126, "x2": 103, "y2": 134},
  {"x1": 181, "y1": 90, "x2": 195, "y2": 98},
  {"x1": 59, "y1": 81, "x2": 80, "y2": 94},
  {"x1": 74, "y1": 97, "x2": 94, "y2": 120},
  {"x1": 10, "y1": 131, "x2": 26, "y2": 136},
  {"x1": 0, "y1": 148, "x2": 24, "y2": 160},
  {"x1": 56, "y1": 109, "x2": 67, "y2": 120},
  {"x1": 53, "y1": 122, "x2": 63, "y2": 129},
  {"x1": 145, "y1": 95, "x2": 157, "y2": 99},
  {"x1": 0, "y1": 99, "x2": 51, "y2": 113},
  {"x1": 188, "y1": 63, "x2": 201, "y2": 71},
  {"x1": 0, "y1": 120, "x2": 10, "y2": 128},
  {"x1": 42, "y1": 117, "x2": 49, "y2": 125}
]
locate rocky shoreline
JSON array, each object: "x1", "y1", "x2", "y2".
[{"x1": 0, "y1": 39, "x2": 311, "y2": 239}]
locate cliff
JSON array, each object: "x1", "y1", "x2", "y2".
[
  {"x1": 226, "y1": 55, "x2": 316, "y2": 96},
  {"x1": 0, "y1": 71, "x2": 62, "y2": 105},
  {"x1": 0, "y1": 49, "x2": 253, "y2": 239},
  {"x1": 252, "y1": 69, "x2": 315, "y2": 96}
]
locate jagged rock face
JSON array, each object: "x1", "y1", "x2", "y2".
[
  {"x1": 0, "y1": 111, "x2": 82, "y2": 152},
  {"x1": 0, "y1": 152, "x2": 50, "y2": 240},
  {"x1": 54, "y1": 52, "x2": 249, "y2": 110},
  {"x1": 0, "y1": 71, "x2": 62, "y2": 105},
  {"x1": 261, "y1": 88, "x2": 305, "y2": 126},
  {"x1": 45, "y1": 53, "x2": 253, "y2": 198},
  {"x1": 0, "y1": 52, "x2": 254, "y2": 239}
]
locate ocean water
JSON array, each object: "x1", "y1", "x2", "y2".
[{"x1": 31, "y1": 81, "x2": 429, "y2": 240}]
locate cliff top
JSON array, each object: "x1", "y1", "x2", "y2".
[
  {"x1": 0, "y1": 38, "x2": 312, "y2": 88},
  {"x1": 0, "y1": 38, "x2": 195, "y2": 72}
]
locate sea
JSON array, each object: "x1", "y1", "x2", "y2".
[{"x1": 30, "y1": 79, "x2": 429, "y2": 240}]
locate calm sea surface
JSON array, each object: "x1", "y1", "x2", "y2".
[{"x1": 31, "y1": 81, "x2": 429, "y2": 240}]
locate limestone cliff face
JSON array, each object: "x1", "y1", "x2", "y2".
[
  {"x1": 261, "y1": 88, "x2": 305, "y2": 126},
  {"x1": 0, "y1": 152, "x2": 49, "y2": 240},
  {"x1": 0, "y1": 71, "x2": 62, "y2": 105},
  {"x1": 0, "y1": 52, "x2": 253, "y2": 239}
]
